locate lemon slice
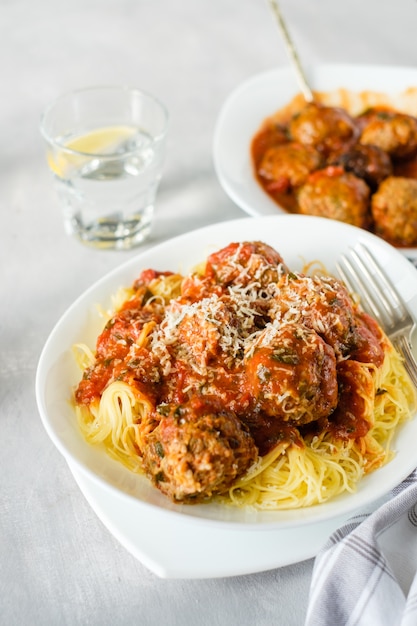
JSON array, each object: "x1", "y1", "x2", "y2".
[{"x1": 47, "y1": 125, "x2": 138, "y2": 178}]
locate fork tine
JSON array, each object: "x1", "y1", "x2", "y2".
[
  {"x1": 394, "y1": 334, "x2": 417, "y2": 389},
  {"x1": 336, "y1": 243, "x2": 407, "y2": 329},
  {"x1": 354, "y1": 243, "x2": 408, "y2": 320},
  {"x1": 336, "y1": 253, "x2": 386, "y2": 326},
  {"x1": 337, "y1": 243, "x2": 417, "y2": 389}
]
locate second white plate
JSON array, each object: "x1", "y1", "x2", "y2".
[{"x1": 71, "y1": 460, "x2": 370, "y2": 578}]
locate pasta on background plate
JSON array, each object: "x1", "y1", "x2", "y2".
[{"x1": 73, "y1": 240, "x2": 416, "y2": 510}]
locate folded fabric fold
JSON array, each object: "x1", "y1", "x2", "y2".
[{"x1": 305, "y1": 469, "x2": 417, "y2": 626}]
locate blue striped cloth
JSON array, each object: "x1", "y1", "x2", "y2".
[{"x1": 305, "y1": 469, "x2": 417, "y2": 626}]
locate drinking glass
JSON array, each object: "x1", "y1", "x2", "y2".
[{"x1": 40, "y1": 86, "x2": 168, "y2": 250}]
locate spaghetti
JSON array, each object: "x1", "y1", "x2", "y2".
[{"x1": 73, "y1": 241, "x2": 416, "y2": 509}]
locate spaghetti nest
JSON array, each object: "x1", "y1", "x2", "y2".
[{"x1": 73, "y1": 241, "x2": 416, "y2": 509}]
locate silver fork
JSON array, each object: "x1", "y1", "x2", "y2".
[{"x1": 336, "y1": 242, "x2": 417, "y2": 388}]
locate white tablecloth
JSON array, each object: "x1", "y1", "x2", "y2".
[{"x1": 3, "y1": 1, "x2": 417, "y2": 623}]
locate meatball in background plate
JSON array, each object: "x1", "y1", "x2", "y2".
[
  {"x1": 297, "y1": 166, "x2": 371, "y2": 228},
  {"x1": 371, "y1": 176, "x2": 417, "y2": 246}
]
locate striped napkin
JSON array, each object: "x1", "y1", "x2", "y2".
[{"x1": 305, "y1": 469, "x2": 417, "y2": 626}]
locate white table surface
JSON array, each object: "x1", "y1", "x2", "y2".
[{"x1": 3, "y1": 0, "x2": 417, "y2": 623}]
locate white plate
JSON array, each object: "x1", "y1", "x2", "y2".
[
  {"x1": 213, "y1": 63, "x2": 417, "y2": 258},
  {"x1": 70, "y1": 460, "x2": 384, "y2": 578},
  {"x1": 36, "y1": 215, "x2": 417, "y2": 536}
]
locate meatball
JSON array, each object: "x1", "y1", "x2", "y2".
[
  {"x1": 270, "y1": 271, "x2": 386, "y2": 366},
  {"x1": 176, "y1": 296, "x2": 229, "y2": 357},
  {"x1": 76, "y1": 305, "x2": 162, "y2": 405},
  {"x1": 205, "y1": 241, "x2": 288, "y2": 288},
  {"x1": 245, "y1": 323, "x2": 338, "y2": 424},
  {"x1": 297, "y1": 166, "x2": 371, "y2": 228},
  {"x1": 331, "y1": 143, "x2": 392, "y2": 190},
  {"x1": 180, "y1": 273, "x2": 223, "y2": 303},
  {"x1": 141, "y1": 399, "x2": 258, "y2": 502},
  {"x1": 270, "y1": 273, "x2": 358, "y2": 360},
  {"x1": 252, "y1": 123, "x2": 289, "y2": 168},
  {"x1": 349, "y1": 311, "x2": 385, "y2": 368},
  {"x1": 359, "y1": 109, "x2": 417, "y2": 160},
  {"x1": 289, "y1": 102, "x2": 358, "y2": 157},
  {"x1": 257, "y1": 142, "x2": 323, "y2": 192},
  {"x1": 174, "y1": 295, "x2": 250, "y2": 370},
  {"x1": 329, "y1": 359, "x2": 376, "y2": 440},
  {"x1": 371, "y1": 176, "x2": 417, "y2": 246}
]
